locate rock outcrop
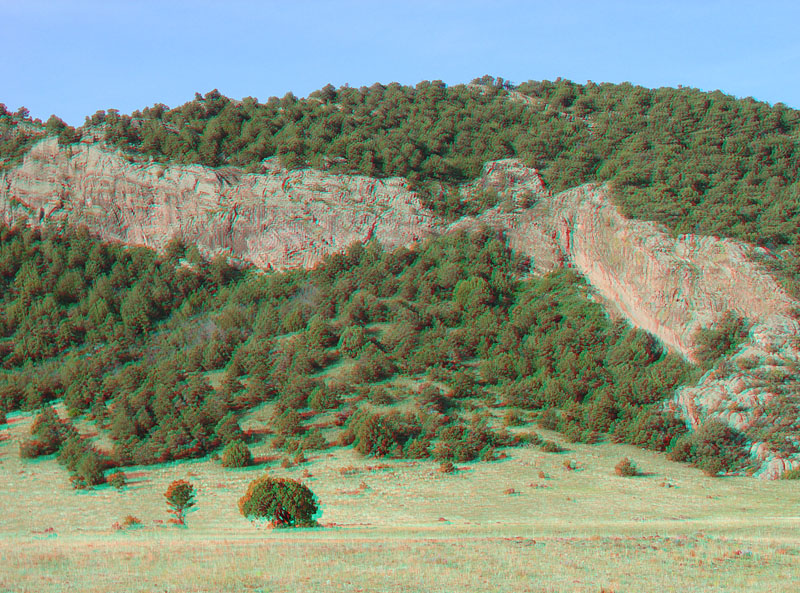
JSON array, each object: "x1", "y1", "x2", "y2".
[{"x1": 2, "y1": 139, "x2": 799, "y2": 477}]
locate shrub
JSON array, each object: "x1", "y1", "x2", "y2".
[
  {"x1": 520, "y1": 431, "x2": 544, "y2": 447},
  {"x1": 214, "y1": 413, "x2": 245, "y2": 446},
  {"x1": 666, "y1": 418, "x2": 746, "y2": 474},
  {"x1": 273, "y1": 409, "x2": 301, "y2": 436},
  {"x1": 301, "y1": 428, "x2": 328, "y2": 451},
  {"x1": 238, "y1": 474, "x2": 319, "y2": 527},
  {"x1": 29, "y1": 406, "x2": 65, "y2": 456},
  {"x1": 73, "y1": 450, "x2": 105, "y2": 488},
  {"x1": 122, "y1": 515, "x2": 141, "y2": 528},
  {"x1": 309, "y1": 385, "x2": 342, "y2": 412},
  {"x1": 19, "y1": 440, "x2": 43, "y2": 459},
  {"x1": 480, "y1": 446, "x2": 497, "y2": 461},
  {"x1": 439, "y1": 460, "x2": 455, "y2": 473},
  {"x1": 537, "y1": 408, "x2": 559, "y2": 430},
  {"x1": 353, "y1": 414, "x2": 395, "y2": 457},
  {"x1": 614, "y1": 457, "x2": 638, "y2": 477},
  {"x1": 503, "y1": 409, "x2": 526, "y2": 427},
  {"x1": 350, "y1": 411, "x2": 421, "y2": 458},
  {"x1": 338, "y1": 326, "x2": 366, "y2": 357},
  {"x1": 337, "y1": 428, "x2": 355, "y2": 447},
  {"x1": 540, "y1": 440, "x2": 563, "y2": 453},
  {"x1": 108, "y1": 471, "x2": 127, "y2": 489},
  {"x1": 417, "y1": 385, "x2": 452, "y2": 413},
  {"x1": 368, "y1": 386, "x2": 394, "y2": 405},
  {"x1": 222, "y1": 440, "x2": 252, "y2": 468},
  {"x1": 403, "y1": 437, "x2": 431, "y2": 459},
  {"x1": 627, "y1": 409, "x2": 687, "y2": 452},
  {"x1": 58, "y1": 436, "x2": 85, "y2": 472},
  {"x1": 781, "y1": 467, "x2": 800, "y2": 480},
  {"x1": 351, "y1": 343, "x2": 396, "y2": 383},
  {"x1": 164, "y1": 480, "x2": 196, "y2": 525},
  {"x1": 701, "y1": 456, "x2": 724, "y2": 477},
  {"x1": 693, "y1": 312, "x2": 749, "y2": 369}
]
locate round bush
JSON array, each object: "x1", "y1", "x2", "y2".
[
  {"x1": 222, "y1": 440, "x2": 253, "y2": 468},
  {"x1": 614, "y1": 457, "x2": 638, "y2": 477},
  {"x1": 238, "y1": 475, "x2": 318, "y2": 527}
]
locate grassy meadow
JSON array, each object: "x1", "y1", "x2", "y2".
[{"x1": 1, "y1": 407, "x2": 799, "y2": 593}]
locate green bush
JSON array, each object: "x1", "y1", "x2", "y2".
[
  {"x1": 30, "y1": 406, "x2": 66, "y2": 456},
  {"x1": 780, "y1": 467, "x2": 800, "y2": 480},
  {"x1": 666, "y1": 418, "x2": 746, "y2": 475},
  {"x1": 540, "y1": 440, "x2": 563, "y2": 453},
  {"x1": 349, "y1": 410, "x2": 422, "y2": 458},
  {"x1": 693, "y1": 312, "x2": 749, "y2": 369},
  {"x1": 272, "y1": 409, "x2": 301, "y2": 436},
  {"x1": 614, "y1": 457, "x2": 638, "y2": 477},
  {"x1": 537, "y1": 409, "x2": 559, "y2": 431},
  {"x1": 72, "y1": 450, "x2": 105, "y2": 489},
  {"x1": 221, "y1": 439, "x2": 252, "y2": 468},
  {"x1": 238, "y1": 474, "x2": 318, "y2": 527},
  {"x1": 19, "y1": 440, "x2": 43, "y2": 459},
  {"x1": 700, "y1": 456, "x2": 725, "y2": 477},
  {"x1": 301, "y1": 429, "x2": 328, "y2": 451},
  {"x1": 214, "y1": 413, "x2": 245, "y2": 446},
  {"x1": 108, "y1": 471, "x2": 127, "y2": 489},
  {"x1": 403, "y1": 437, "x2": 431, "y2": 459}
]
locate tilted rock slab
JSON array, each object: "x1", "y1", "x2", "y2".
[{"x1": 2, "y1": 140, "x2": 799, "y2": 477}]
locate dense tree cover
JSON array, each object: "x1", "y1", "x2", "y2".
[
  {"x1": 24, "y1": 78, "x2": 798, "y2": 249},
  {"x1": 2, "y1": 220, "x2": 755, "y2": 474}
]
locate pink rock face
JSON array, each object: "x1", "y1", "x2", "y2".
[
  {"x1": 0, "y1": 137, "x2": 444, "y2": 270},
  {"x1": 2, "y1": 140, "x2": 799, "y2": 477}
]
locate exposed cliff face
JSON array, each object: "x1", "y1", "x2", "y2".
[
  {"x1": 0, "y1": 138, "x2": 444, "y2": 269},
  {"x1": 2, "y1": 139, "x2": 799, "y2": 477}
]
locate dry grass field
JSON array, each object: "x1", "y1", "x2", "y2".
[{"x1": 1, "y1": 408, "x2": 799, "y2": 593}]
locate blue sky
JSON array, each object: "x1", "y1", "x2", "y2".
[{"x1": 3, "y1": 0, "x2": 798, "y2": 125}]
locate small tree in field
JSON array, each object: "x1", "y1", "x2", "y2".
[
  {"x1": 238, "y1": 474, "x2": 318, "y2": 527},
  {"x1": 164, "y1": 479, "x2": 196, "y2": 525}
]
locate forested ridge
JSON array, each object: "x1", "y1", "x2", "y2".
[{"x1": 1, "y1": 76, "x2": 795, "y2": 484}]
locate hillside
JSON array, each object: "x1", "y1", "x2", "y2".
[{"x1": 1, "y1": 80, "x2": 800, "y2": 482}]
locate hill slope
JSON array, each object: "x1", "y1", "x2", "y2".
[{"x1": 2, "y1": 135, "x2": 799, "y2": 477}]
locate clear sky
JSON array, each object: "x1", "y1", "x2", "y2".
[{"x1": 3, "y1": 0, "x2": 798, "y2": 126}]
